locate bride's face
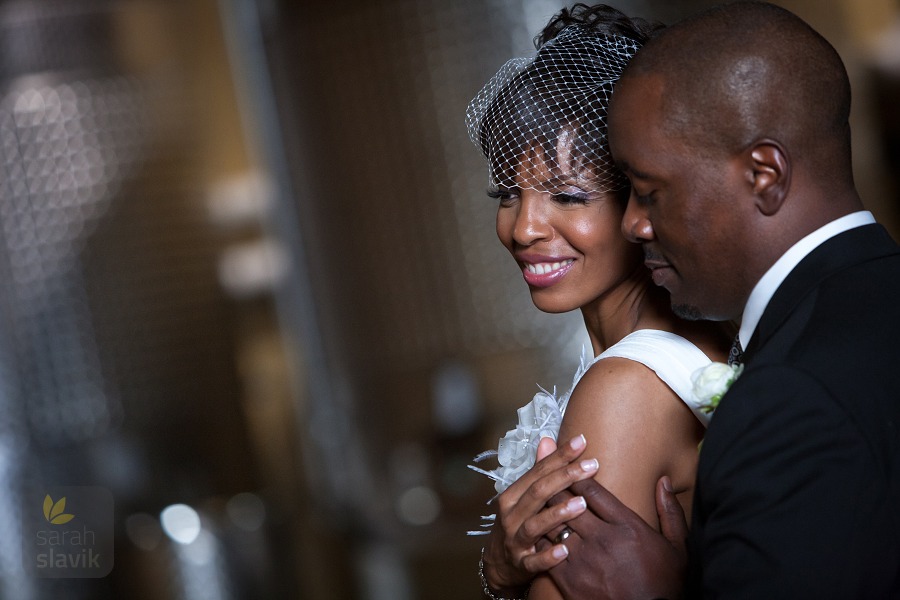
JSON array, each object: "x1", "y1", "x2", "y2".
[{"x1": 494, "y1": 145, "x2": 642, "y2": 314}]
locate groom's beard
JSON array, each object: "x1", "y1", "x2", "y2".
[{"x1": 673, "y1": 303, "x2": 704, "y2": 321}]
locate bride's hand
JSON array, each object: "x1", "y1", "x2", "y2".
[{"x1": 481, "y1": 435, "x2": 599, "y2": 594}]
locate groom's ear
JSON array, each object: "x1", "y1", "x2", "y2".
[{"x1": 745, "y1": 140, "x2": 790, "y2": 216}]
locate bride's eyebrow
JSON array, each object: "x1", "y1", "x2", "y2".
[
  {"x1": 532, "y1": 172, "x2": 584, "y2": 190},
  {"x1": 550, "y1": 171, "x2": 599, "y2": 191}
]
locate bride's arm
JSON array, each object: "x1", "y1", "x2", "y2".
[
  {"x1": 527, "y1": 357, "x2": 703, "y2": 600},
  {"x1": 561, "y1": 357, "x2": 702, "y2": 524}
]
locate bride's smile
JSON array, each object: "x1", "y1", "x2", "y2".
[
  {"x1": 494, "y1": 146, "x2": 643, "y2": 315},
  {"x1": 517, "y1": 255, "x2": 574, "y2": 287}
]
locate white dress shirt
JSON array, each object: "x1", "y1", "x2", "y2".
[{"x1": 738, "y1": 211, "x2": 876, "y2": 350}]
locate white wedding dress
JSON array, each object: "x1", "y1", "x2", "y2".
[
  {"x1": 469, "y1": 329, "x2": 712, "y2": 513},
  {"x1": 586, "y1": 329, "x2": 713, "y2": 426}
]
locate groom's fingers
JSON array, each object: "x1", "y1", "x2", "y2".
[
  {"x1": 656, "y1": 476, "x2": 689, "y2": 553},
  {"x1": 567, "y1": 476, "x2": 637, "y2": 526}
]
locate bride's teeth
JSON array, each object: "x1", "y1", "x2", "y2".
[{"x1": 526, "y1": 260, "x2": 572, "y2": 275}]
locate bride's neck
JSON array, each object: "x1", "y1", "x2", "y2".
[{"x1": 581, "y1": 267, "x2": 674, "y2": 356}]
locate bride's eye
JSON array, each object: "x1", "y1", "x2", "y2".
[
  {"x1": 553, "y1": 192, "x2": 588, "y2": 205},
  {"x1": 487, "y1": 188, "x2": 518, "y2": 206}
]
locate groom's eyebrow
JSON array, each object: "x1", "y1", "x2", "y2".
[{"x1": 618, "y1": 160, "x2": 652, "y2": 182}]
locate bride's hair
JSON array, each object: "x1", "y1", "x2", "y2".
[
  {"x1": 535, "y1": 3, "x2": 664, "y2": 49},
  {"x1": 466, "y1": 4, "x2": 664, "y2": 198}
]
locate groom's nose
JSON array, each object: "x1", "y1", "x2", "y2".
[{"x1": 621, "y1": 194, "x2": 655, "y2": 243}]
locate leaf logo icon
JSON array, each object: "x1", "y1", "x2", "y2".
[{"x1": 43, "y1": 495, "x2": 75, "y2": 525}]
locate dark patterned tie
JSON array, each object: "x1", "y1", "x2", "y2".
[{"x1": 727, "y1": 334, "x2": 744, "y2": 366}]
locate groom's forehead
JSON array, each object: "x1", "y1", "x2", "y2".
[{"x1": 609, "y1": 74, "x2": 673, "y2": 148}]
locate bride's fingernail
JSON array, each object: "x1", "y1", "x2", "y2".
[
  {"x1": 552, "y1": 544, "x2": 569, "y2": 559},
  {"x1": 566, "y1": 496, "x2": 586, "y2": 513},
  {"x1": 580, "y1": 458, "x2": 598, "y2": 473},
  {"x1": 569, "y1": 434, "x2": 586, "y2": 451}
]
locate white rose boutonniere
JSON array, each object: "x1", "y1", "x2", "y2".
[{"x1": 692, "y1": 362, "x2": 744, "y2": 415}]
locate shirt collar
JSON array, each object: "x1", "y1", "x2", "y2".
[{"x1": 738, "y1": 211, "x2": 876, "y2": 350}]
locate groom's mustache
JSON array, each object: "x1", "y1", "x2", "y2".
[{"x1": 643, "y1": 248, "x2": 668, "y2": 263}]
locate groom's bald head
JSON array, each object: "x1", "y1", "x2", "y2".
[{"x1": 616, "y1": 1, "x2": 852, "y2": 183}]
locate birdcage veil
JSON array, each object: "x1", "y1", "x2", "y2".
[{"x1": 465, "y1": 25, "x2": 641, "y2": 193}]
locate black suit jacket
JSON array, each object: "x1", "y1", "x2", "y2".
[{"x1": 687, "y1": 224, "x2": 900, "y2": 599}]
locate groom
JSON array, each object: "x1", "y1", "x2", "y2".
[{"x1": 525, "y1": 2, "x2": 900, "y2": 598}]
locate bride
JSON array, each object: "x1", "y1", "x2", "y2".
[{"x1": 466, "y1": 4, "x2": 729, "y2": 599}]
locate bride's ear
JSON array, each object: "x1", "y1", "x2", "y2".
[{"x1": 747, "y1": 140, "x2": 790, "y2": 216}]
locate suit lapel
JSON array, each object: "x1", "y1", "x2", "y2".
[{"x1": 745, "y1": 224, "x2": 899, "y2": 361}]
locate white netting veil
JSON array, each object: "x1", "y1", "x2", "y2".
[{"x1": 465, "y1": 25, "x2": 641, "y2": 194}]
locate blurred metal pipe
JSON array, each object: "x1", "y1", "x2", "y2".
[{"x1": 215, "y1": 0, "x2": 378, "y2": 523}]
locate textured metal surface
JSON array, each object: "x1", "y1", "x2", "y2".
[
  {"x1": 0, "y1": 75, "x2": 145, "y2": 444},
  {"x1": 0, "y1": 1, "x2": 120, "y2": 80},
  {"x1": 0, "y1": 2, "x2": 250, "y2": 598}
]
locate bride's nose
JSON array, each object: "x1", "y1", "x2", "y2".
[{"x1": 512, "y1": 193, "x2": 552, "y2": 246}]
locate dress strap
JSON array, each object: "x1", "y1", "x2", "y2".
[{"x1": 593, "y1": 330, "x2": 713, "y2": 427}]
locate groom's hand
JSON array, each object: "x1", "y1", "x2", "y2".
[{"x1": 547, "y1": 476, "x2": 689, "y2": 600}]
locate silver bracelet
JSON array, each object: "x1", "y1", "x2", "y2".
[{"x1": 479, "y1": 548, "x2": 530, "y2": 600}]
